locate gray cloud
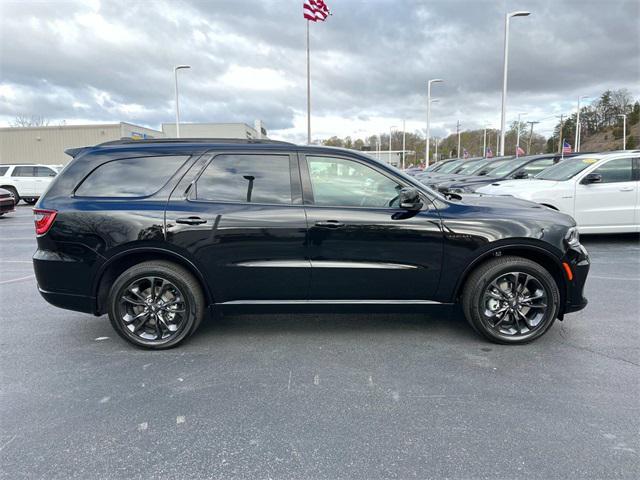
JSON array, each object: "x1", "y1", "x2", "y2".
[{"x1": 0, "y1": 0, "x2": 638, "y2": 140}]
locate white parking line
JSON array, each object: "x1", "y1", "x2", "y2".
[
  {"x1": 0, "y1": 237, "x2": 35, "y2": 241},
  {"x1": 0, "y1": 274, "x2": 34, "y2": 285}
]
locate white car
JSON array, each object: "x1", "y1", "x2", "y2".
[
  {"x1": 0, "y1": 164, "x2": 58, "y2": 205},
  {"x1": 476, "y1": 151, "x2": 640, "y2": 234}
]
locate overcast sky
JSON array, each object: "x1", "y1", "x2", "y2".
[{"x1": 1, "y1": 0, "x2": 638, "y2": 143}]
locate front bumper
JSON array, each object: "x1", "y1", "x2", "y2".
[{"x1": 562, "y1": 243, "x2": 590, "y2": 314}]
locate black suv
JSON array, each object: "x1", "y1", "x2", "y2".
[{"x1": 33, "y1": 139, "x2": 589, "y2": 348}]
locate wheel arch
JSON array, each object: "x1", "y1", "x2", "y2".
[
  {"x1": 93, "y1": 247, "x2": 213, "y2": 315},
  {"x1": 453, "y1": 244, "x2": 567, "y2": 312}
]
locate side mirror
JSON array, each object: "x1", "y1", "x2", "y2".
[
  {"x1": 513, "y1": 171, "x2": 529, "y2": 179},
  {"x1": 399, "y1": 187, "x2": 423, "y2": 210},
  {"x1": 581, "y1": 173, "x2": 602, "y2": 184}
]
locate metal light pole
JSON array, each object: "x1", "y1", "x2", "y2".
[
  {"x1": 426, "y1": 79, "x2": 443, "y2": 166},
  {"x1": 618, "y1": 114, "x2": 627, "y2": 150},
  {"x1": 483, "y1": 126, "x2": 487, "y2": 158},
  {"x1": 174, "y1": 65, "x2": 191, "y2": 138},
  {"x1": 526, "y1": 120, "x2": 540, "y2": 154},
  {"x1": 575, "y1": 95, "x2": 589, "y2": 152},
  {"x1": 434, "y1": 137, "x2": 439, "y2": 162},
  {"x1": 499, "y1": 11, "x2": 530, "y2": 156},
  {"x1": 515, "y1": 112, "x2": 527, "y2": 157},
  {"x1": 402, "y1": 120, "x2": 406, "y2": 169},
  {"x1": 389, "y1": 125, "x2": 397, "y2": 166},
  {"x1": 456, "y1": 120, "x2": 462, "y2": 159}
]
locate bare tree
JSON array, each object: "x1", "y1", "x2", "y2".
[{"x1": 10, "y1": 115, "x2": 50, "y2": 127}]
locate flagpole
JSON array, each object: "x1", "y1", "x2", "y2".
[{"x1": 306, "y1": 19, "x2": 311, "y2": 145}]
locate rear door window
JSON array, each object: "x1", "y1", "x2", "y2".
[
  {"x1": 75, "y1": 155, "x2": 189, "y2": 197},
  {"x1": 12, "y1": 166, "x2": 35, "y2": 177},
  {"x1": 194, "y1": 154, "x2": 293, "y2": 205}
]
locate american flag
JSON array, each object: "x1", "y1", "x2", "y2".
[
  {"x1": 463, "y1": 148, "x2": 469, "y2": 159},
  {"x1": 304, "y1": 0, "x2": 330, "y2": 21},
  {"x1": 486, "y1": 147, "x2": 493, "y2": 158},
  {"x1": 516, "y1": 145, "x2": 525, "y2": 157},
  {"x1": 563, "y1": 139, "x2": 572, "y2": 153}
]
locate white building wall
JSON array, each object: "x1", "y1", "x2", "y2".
[{"x1": 161, "y1": 123, "x2": 259, "y2": 139}]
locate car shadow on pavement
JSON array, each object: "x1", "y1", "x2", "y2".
[{"x1": 193, "y1": 305, "x2": 476, "y2": 342}]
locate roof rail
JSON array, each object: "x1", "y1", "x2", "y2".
[{"x1": 95, "y1": 137, "x2": 295, "y2": 147}]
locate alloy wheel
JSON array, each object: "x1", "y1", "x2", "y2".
[
  {"x1": 481, "y1": 271, "x2": 549, "y2": 338},
  {"x1": 117, "y1": 276, "x2": 188, "y2": 342}
]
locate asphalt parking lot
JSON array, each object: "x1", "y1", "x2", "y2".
[{"x1": 1, "y1": 205, "x2": 638, "y2": 480}]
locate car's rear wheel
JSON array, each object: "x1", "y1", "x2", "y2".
[
  {"x1": 107, "y1": 261, "x2": 205, "y2": 349},
  {"x1": 4, "y1": 187, "x2": 19, "y2": 204},
  {"x1": 462, "y1": 256, "x2": 560, "y2": 344}
]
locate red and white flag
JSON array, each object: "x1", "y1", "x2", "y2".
[
  {"x1": 516, "y1": 145, "x2": 525, "y2": 156},
  {"x1": 304, "y1": 0, "x2": 330, "y2": 22}
]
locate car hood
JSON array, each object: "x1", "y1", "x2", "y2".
[
  {"x1": 475, "y1": 179, "x2": 561, "y2": 194},
  {"x1": 458, "y1": 193, "x2": 549, "y2": 210}
]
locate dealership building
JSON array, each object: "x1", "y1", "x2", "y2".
[{"x1": 0, "y1": 120, "x2": 268, "y2": 165}]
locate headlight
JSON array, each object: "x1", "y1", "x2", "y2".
[{"x1": 565, "y1": 227, "x2": 580, "y2": 247}]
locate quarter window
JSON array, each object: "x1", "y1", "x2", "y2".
[
  {"x1": 0, "y1": 166, "x2": 8, "y2": 176},
  {"x1": 195, "y1": 154, "x2": 292, "y2": 204},
  {"x1": 75, "y1": 156, "x2": 188, "y2": 197},
  {"x1": 306, "y1": 156, "x2": 402, "y2": 208},
  {"x1": 35, "y1": 167, "x2": 56, "y2": 177},
  {"x1": 590, "y1": 158, "x2": 633, "y2": 183}
]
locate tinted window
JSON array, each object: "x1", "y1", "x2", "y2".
[
  {"x1": 195, "y1": 154, "x2": 292, "y2": 204},
  {"x1": 75, "y1": 156, "x2": 188, "y2": 197},
  {"x1": 0, "y1": 166, "x2": 8, "y2": 176},
  {"x1": 591, "y1": 158, "x2": 633, "y2": 183},
  {"x1": 437, "y1": 160, "x2": 465, "y2": 173},
  {"x1": 12, "y1": 166, "x2": 34, "y2": 177},
  {"x1": 513, "y1": 158, "x2": 555, "y2": 178},
  {"x1": 35, "y1": 167, "x2": 56, "y2": 177},
  {"x1": 307, "y1": 156, "x2": 402, "y2": 208}
]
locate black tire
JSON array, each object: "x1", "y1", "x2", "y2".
[
  {"x1": 4, "y1": 187, "x2": 19, "y2": 204},
  {"x1": 107, "y1": 260, "x2": 205, "y2": 349},
  {"x1": 23, "y1": 198, "x2": 37, "y2": 205},
  {"x1": 462, "y1": 255, "x2": 560, "y2": 345}
]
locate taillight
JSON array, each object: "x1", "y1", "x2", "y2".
[{"x1": 33, "y1": 209, "x2": 57, "y2": 236}]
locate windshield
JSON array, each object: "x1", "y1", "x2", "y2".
[
  {"x1": 460, "y1": 159, "x2": 497, "y2": 175},
  {"x1": 480, "y1": 159, "x2": 512, "y2": 175},
  {"x1": 452, "y1": 160, "x2": 483, "y2": 174},
  {"x1": 488, "y1": 158, "x2": 529, "y2": 177},
  {"x1": 535, "y1": 157, "x2": 600, "y2": 181},
  {"x1": 437, "y1": 159, "x2": 465, "y2": 173}
]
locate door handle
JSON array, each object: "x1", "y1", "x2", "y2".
[
  {"x1": 619, "y1": 187, "x2": 634, "y2": 192},
  {"x1": 176, "y1": 216, "x2": 207, "y2": 225},
  {"x1": 315, "y1": 220, "x2": 345, "y2": 229}
]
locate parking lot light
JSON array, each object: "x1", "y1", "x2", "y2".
[
  {"x1": 499, "y1": 11, "x2": 530, "y2": 156},
  {"x1": 618, "y1": 114, "x2": 627, "y2": 150},
  {"x1": 426, "y1": 79, "x2": 444, "y2": 166},
  {"x1": 174, "y1": 65, "x2": 191, "y2": 138},
  {"x1": 575, "y1": 95, "x2": 589, "y2": 152}
]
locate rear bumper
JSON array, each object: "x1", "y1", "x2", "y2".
[
  {"x1": 37, "y1": 286, "x2": 96, "y2": 314},
  {"x1": 0, "y1": 198, "x2": 15, "y2": 213},
  {"x1": 562, "y1": 244, "x2": 590, "y2": 314}
]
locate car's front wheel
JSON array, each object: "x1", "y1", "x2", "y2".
[
  {"x1": 107, "y1": 261, "x2": 205, "y2": 349},
  {"x1": 462, "y1": 256, "x2": 560, "y2": 344}
]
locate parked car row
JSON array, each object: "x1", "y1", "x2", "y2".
[
  {"x1": 409, "y1": 151, "x2": 640, "y2": 234},
  {"x1": 0, "y1": 187, "x2": 16, "y2": 216}
]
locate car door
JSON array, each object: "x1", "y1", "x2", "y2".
[
  {"x1": 10, "y1": 166, "x2": 37, "y2": 196},
  {"x1": 300, "y1": 153, "x2": 443, "y2": 300},
  {"x1": 165, "y1": 151, "x2": 310, "y2": 302},
  {"x1": 33, "y1": 166, "x2": 57, "y2": 196},
  {"x1": 574, "y1": 157, "x2": 637, "y2": 232}
]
